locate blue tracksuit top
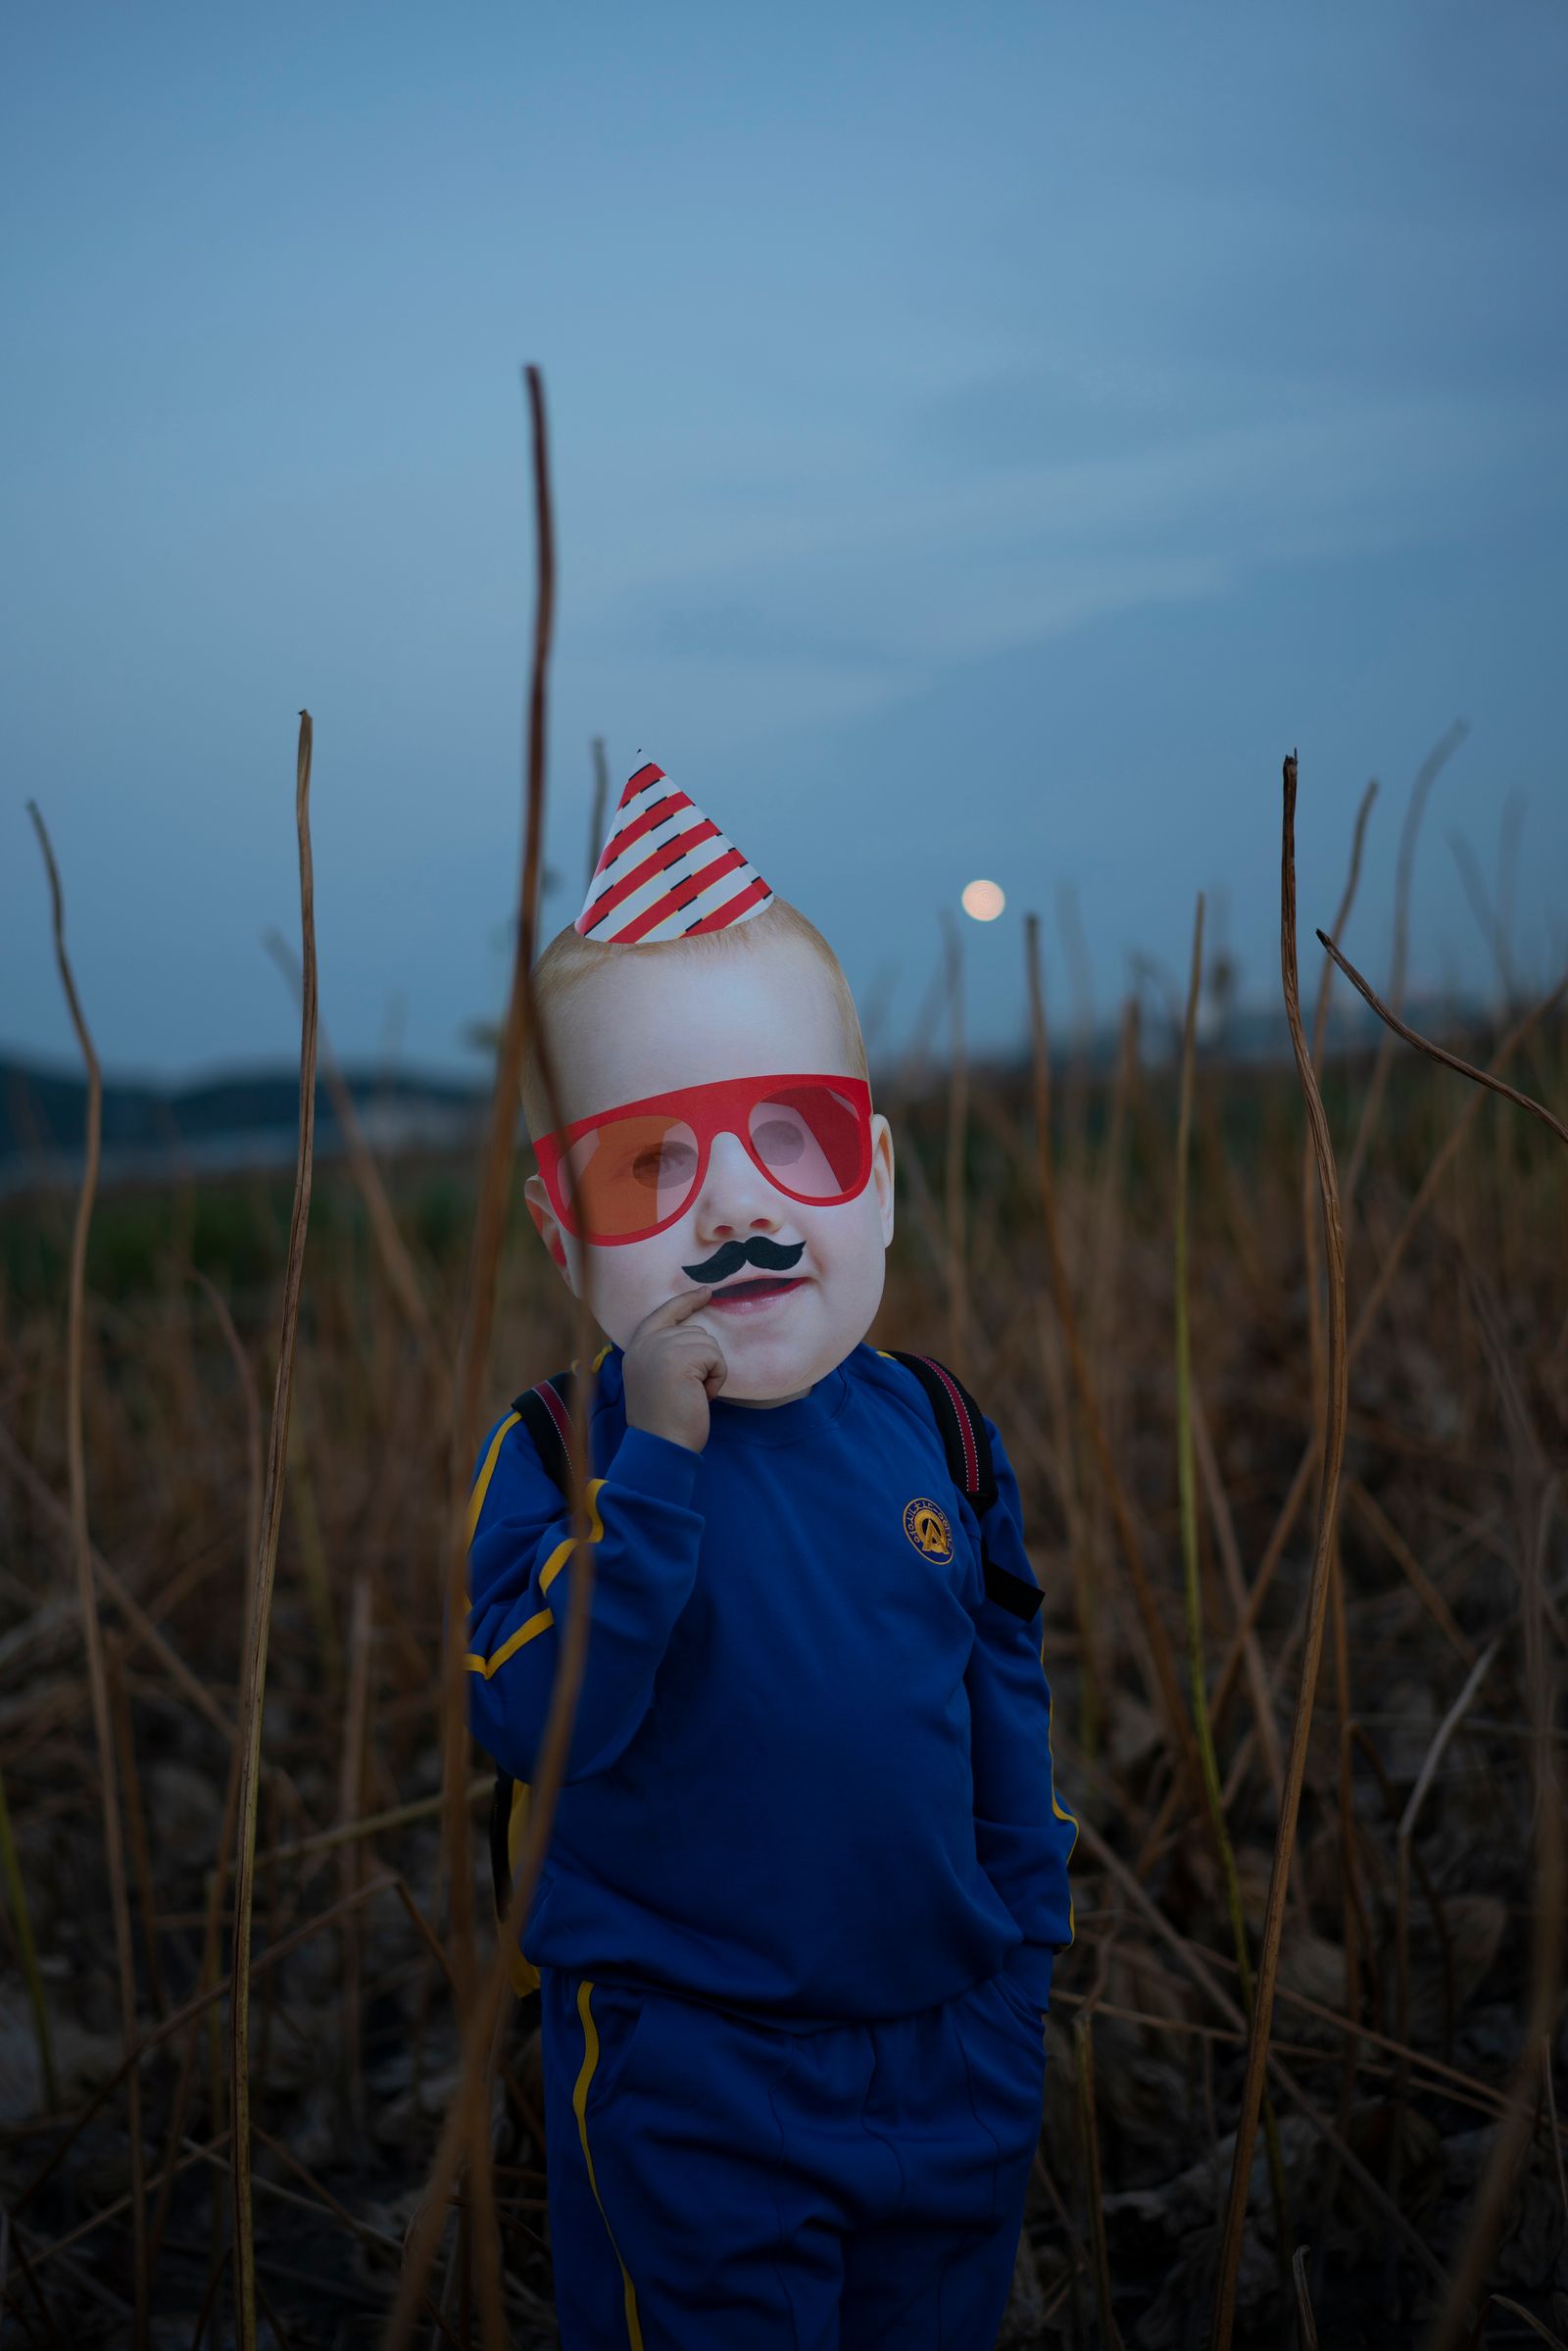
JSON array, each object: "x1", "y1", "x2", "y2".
[{"x1": 464, "y1": 1338, "x2": 1077, "y2": 2031}]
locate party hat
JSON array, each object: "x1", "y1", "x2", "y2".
[{"x1": 574, "y1": 760, "x2": 774, "y2": 944}]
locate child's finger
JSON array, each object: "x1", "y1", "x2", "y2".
[{"x1": 632, "y1": 1284, "x2": 712, "y2": 1341}]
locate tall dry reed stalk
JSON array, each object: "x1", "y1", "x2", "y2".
[
  {"x1": 223, "y1": 711, "x2": 318, "y2": 2351},
  {"x1": 1212, "y1": 755, "x2": 1350, "y2": 2350},
  {"x1": 398, "y1": 359, "x2": 604, "y2": 2351},
  {"x1": 26, "y1": 798, "x2": 149, "y2": 2339},
  {"x1": 1024, "y1": 909, "x2": 1200, "y2": 1800},
  {"x1": 1173, "y1": 892, "x2": 1291, "y2": 2270}
]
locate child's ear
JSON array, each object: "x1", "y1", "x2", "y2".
[
  {"x1": 523, "y1": 1172, "x2": 576, "y2": 1288},
  {"x1": 870, "y1": 1114, "x2": 895, "y2": 1248}
]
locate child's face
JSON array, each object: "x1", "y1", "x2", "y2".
[{"x1": 523, "y1": 931, "x2": 895, "y2": 1401}]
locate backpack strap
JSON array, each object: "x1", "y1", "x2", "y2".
[
  {"x1": 883, "y1": 1350, "x2": 1044, "y2": 1626},
  {"x1": 508, "y1": 1367, "x2": 579, "y2": 1504}
]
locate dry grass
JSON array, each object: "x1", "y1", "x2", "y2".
[
  {"x1": 1, "y1": 451, "x2": 1565, "y2": 2341},
  {"x1": 2, "y1": 913, "x2": 1565, "y2": 2343}
]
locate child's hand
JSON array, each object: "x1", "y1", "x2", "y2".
[{"x1": 622, "y1": 1287, "x2": 729, "y2": 1454}]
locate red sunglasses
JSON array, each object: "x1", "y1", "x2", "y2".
[{"x1": 533, "y1": 1071, "x2": 875, "y2": 1246}]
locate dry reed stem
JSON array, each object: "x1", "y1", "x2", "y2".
[
  {"x1": 416, "y1": 1025, "x2": 606, "y2": 2343},
  {"x1": 1049, "y1": 1982, "x2": 1525, "y2": 2127},
  {"x1": 1346, "y1": 1478, "x2": 1476, "y2": 1666},
  {"x1": 1073, "y1": 1813, "x2": 1450, "y2": 2290},
  {"x1": 1141, "y1": 910, "x2": 1557, "y2": 1782},
  {"x1": 1174, "y1": 894, "x2": 1292, "y2": 2263},
  {"x1": 1078, "y1": 998, "x2": 1142, "y2": 1760},
  {"x1": 0, "y1": 1419, "x2": 243, "y2": 1750},
  {"x1": 1302, "y1": 779, "x2": 1377, "y2": 1438},
  {"x1": 1318, "y1": 929, "x2": 1568, "y2": 1150},
  {"x1": 23, "y1": 2131, "x2": 232, "y2": 2277},
  {"x1": 470, "y1": 359, "x2": 605, "y2": 2349},
  {"x1": 1072, "y1": 2013, "x2": 1125, "y2": 2351},
  {"x1": 1480, "y1": 2297, "x2": 1568, "y2": 2351},
  {"x1": 1023, "y1": 908, "x2": 1200, "y2": 1793},
  {"x1": 264, "y1": 930, "x2": 436, "y2": 1344},
  {"x1": 1447, "y1": 829, "x2": 1518, "y2": 1017},
  {"x1": 1292, "y1": 2243, "x2": 1319, "y2": 2350},
  {"x1": 1190, "y1": 1387, "x2": 1283, "y2": 1803},
  {"x1": 339, "y1": 1571, "x2": 373, "y2": 2133},
  {"x1": 148, "y1": 1711, "x2": 244, "y2": 2284},
  {"x1": 1544, "y1": 2035, "x2": 1568, "y2": 2227},
  {"x1": 284, "y1": 1415, "x2": 340, "y2": 1693},
  {"x1": 106, "y1": 1637, "x2": 168, "y2": 2020},
  {"x1": 165, "y1": 2137, "x2": 461, "y2": 2348},
  {"x1": 25, "y1": 799, "x2": 149, "y2": 2342},
  {"x1": 226, "y1": 710, "x2": 318, "y2": 2351},
  {"x1": 1304, "y1": 787, "x2": 1378, "y2": 1987},
  {"x1": 1342, "y1": 718, "x2": 1468, "y2": 1211},
  {"x1": 1134, "y1": 968, "x2": 1567, "y2": 1882},
  {"x1": 251, "y1": 2127, "x2": 459, "y2": 2329},
  {"x1": 416, "y1": 360, "x2": 581, "y2": 2351},
  {"x1": 143, "y1": 1292, "x2": 279, "y2": 2285},
  {"x1": 1212, "y1": 756, "x2": 1351, "y2": 2351},
  {"x1": 15, "y1": 1874, "x2": 398, "y2": 2225},
  {"x1": 435, "y1": 357, "x2": 555, "y2": 2005},
  {"x1": 1390, "y1": 1639, "x2": 1500, "y2": 2221},
  {"x1": 252, "y1": 1777, "x2": 491, "y2": 1868},
  {"x1": 1342, "y1": 1723, "x2": 1455, "y2": 2054},
  {"x1": 194, "y1": 1271, "x2": 264, "y2": 1615},
  {"x1": 1427, "y1": 1290, "x2": 1566, "y2": 2349}
]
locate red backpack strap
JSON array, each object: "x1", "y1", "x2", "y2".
[{"x1": 884, "y1": 1350, "x2": 1043, "y2": 1625}]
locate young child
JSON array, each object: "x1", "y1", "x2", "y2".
[{"x1": 465, "y1": 761, "x2": 1077, "y2": 2348}]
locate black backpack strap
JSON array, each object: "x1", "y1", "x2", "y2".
[
  {"x1": 508, "y1": 1366, "x2": 579, "y2": 1502},
  {"x1": 884, "y1": 1350, "x2": 996, "y2": 1512},
  {"x1": 885, "y1": 1350, "x2": 1043, "y2": 1626}
]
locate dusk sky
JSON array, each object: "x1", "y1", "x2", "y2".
[{"x1": 4, "y1": 4, "x2": 1564, "y2": 1084}]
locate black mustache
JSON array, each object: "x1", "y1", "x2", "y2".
[{"x1": 683, "y1": 1236, "x2": 806, "y2": 1284}]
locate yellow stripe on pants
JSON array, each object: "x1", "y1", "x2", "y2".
[{"x1": 572, "y1": 1978, "x2": 645, "y2": 2349}]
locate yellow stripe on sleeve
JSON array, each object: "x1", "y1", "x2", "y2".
[
  {"x1": 466, "y1": 1411, "x2": 522, "y2": 1545},
  {"x1": 1039, "y1": 1616, "x2": 1080, "y2": 1945},
  {"x1": 465, "y1": 1479, "x2": 608, "y2": 1679}
]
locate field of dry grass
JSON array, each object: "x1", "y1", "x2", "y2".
[
  {"x1": 2, "y1": 391, "x2": 1565, "y2": 2348},
  {"x1": 2, "y1": 894, "x2": 1565, "y2": 2346}
]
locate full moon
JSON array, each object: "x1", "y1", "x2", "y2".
[{"x1": 960, "y1": 878, "x2": 1005, "y2": 922}]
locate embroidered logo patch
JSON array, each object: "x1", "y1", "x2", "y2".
[{"x1": 904, "y1": 1496, "x2": 954, "y2": 1563}]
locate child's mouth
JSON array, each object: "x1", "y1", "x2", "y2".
[{"x1": 706, "y1": 1276, "x2": 808, "y2": 1316}]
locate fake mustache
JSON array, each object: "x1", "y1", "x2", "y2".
[{"x1": 683, "y1": 1236, "x2": 806, "y2": 1285}]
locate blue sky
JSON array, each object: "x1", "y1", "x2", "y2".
[{"x1": 3, "y1": 3, "x2": 1565, "y2": 1082}]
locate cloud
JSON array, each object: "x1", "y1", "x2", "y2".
[{"x1": 561, "y1": 385, "x2": 1563, "y2": 749}]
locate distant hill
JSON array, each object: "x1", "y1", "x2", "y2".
[
  {"x1": 0, "y1": 1054, "x2": 489, "y2": 1196},
  {"x1": 0, "y1": 985, "x2": 1482, "y2": 1199}
]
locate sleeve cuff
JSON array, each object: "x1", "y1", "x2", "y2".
[{"x1": 607, "y1": 1424, "x2": 704, "y2": 1509}]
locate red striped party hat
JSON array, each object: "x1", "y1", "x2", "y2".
[{"x1": 574, "y1": 760, "x2": 774, "y2": 945}]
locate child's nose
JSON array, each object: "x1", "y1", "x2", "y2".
[{"x1": 693, "y1": 1129, "x2": 786, "y2": 1238}]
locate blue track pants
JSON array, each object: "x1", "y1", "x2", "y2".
[{"x1": 537, "y1": 1963, "x2": 1048, "y2": 2349}]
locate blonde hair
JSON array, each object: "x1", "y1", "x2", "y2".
[{"x1": 519, "y1": 897, "x2": 868, "y2": 1142}]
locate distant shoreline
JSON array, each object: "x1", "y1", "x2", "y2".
[{"x1": 1, "y1": 986, "x2": 1508, "y2": 1199}]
